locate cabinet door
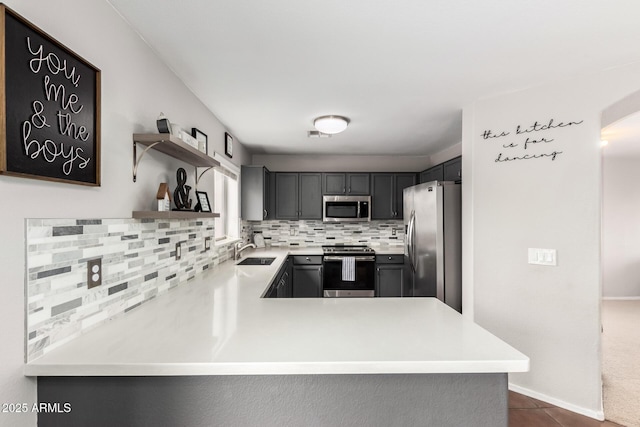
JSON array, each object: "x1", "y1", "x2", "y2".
[
  {"x1": 299, "y1": 173, "x2": 322, "y2": 219},
  {"x1": 443, "y1": 157, "x2": 462, "y2": 182},
  {"x1": 394, "y1": 174, "x2": 417, "y2": 219},
  {"x1": 376, "y1": 266, "x2": 405, "y2": 297},
  {"x1": 323, "y1": 173, "x2": 346, "y2": 195},
  {"x1": 371, "y1": 173, "x2": 394, "y2": 219},
  {"x1": 346, "y1": 173, "x2": 370, "y2": 195},
  {"x1": 292, "y1": 265, "x2": 322, "y2": 298},
  {"x1": 419, "y1": 164, "x2": 444, "y2": 184},
  {"x1": 275, "y1": 173, "x2": 299, "y2": 219},
  {"x1": 241, "y1": 166, "x2": 268, "y2": 221},
  {"x1": 267, "y1": 169, "x2": 276, "y2": 220}
]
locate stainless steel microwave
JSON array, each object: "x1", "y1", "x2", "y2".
[{"x1": 323, "y1": 195, "x2": 371, "y2": 223}]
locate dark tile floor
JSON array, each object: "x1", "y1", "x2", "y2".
[{"x1": 509, "y1": 391, "x2": 625, "y2": 427}]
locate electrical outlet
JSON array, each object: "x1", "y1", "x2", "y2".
[
  {"x1": 392, "y1": 228, "x2": 396, "y2": 236},
  {"x1": 175, "y1": 242, "x2": 182, "y2": 260},
  {"x1": 87, "y1": 258, "x2": 102, "y2": 289},
  {"x1": 204, "y1": 237, "x2": 211, "y2": 251}
]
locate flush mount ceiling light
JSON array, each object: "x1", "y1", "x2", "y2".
[{"x1": 313, "y1": 115, "x2": 350, "y2": 135}]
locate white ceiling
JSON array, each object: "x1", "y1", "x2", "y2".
[{"x1": 108, "y1": 0, "x2": 640, "y2": 156}]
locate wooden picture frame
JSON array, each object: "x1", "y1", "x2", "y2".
[
  {"x1": 192, "y1": 128, "x2": 207, "y2": 154},
  {"x1": 0, "y1": 5, "x2": 101, "y2": 186},
  {"x1": 225, "y1": 132, "x2": 233, "y2": 158}
]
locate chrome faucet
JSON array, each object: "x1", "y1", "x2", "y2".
[{"x1": 234, "y1": 242, "x2": 256, "y2": 260}]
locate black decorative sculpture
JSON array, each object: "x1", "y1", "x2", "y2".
[{"x1": 173, "y1": 168, "x2": 192, "y2": 210}]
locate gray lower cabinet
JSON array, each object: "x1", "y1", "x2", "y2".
[
  {"x1": 275, "y1": 173, "x2": 322, "y2": 220},
  {"x1": 322, "y1": 173, "x2": 370, "y2": 195},
  {"x1": 375, "y1": 255, "x2": 407, "y2": 297},
  {"x1": 241, "y1": 166, "x2": 274, "y2": 220},
  {"x1": 292, "y1": 256, "x2": 322, "y2": 298},
  {"x1": 371, "y1": 173, "x2": 416, "y2": 220},
  {"x1": 276, "y1": 258, "x2": 293, "y2": 298}
]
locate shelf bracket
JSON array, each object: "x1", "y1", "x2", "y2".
[
  {"x1": 132, "y1": 141, "x2": 162, "y2": 182},
  {"x1": 195, "y1": 166, "x2": 214, "y2": 191}
]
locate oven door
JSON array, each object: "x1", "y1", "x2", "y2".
[{"x1": 323, "y1": 255, "x2": 375, "y2": 297}]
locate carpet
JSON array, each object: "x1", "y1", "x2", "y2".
[{"x1": 602, "y1": 300, "x2": 640, "y2": 427}]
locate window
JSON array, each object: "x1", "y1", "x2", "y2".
[{"x1": 212, "y1": 154, "x2": 240, "y2": 241}]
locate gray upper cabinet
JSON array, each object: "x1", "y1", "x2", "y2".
[
  {"x1": 443, "y1": 156, "x2": 462, "y2": 182},
  {"x1": 371, "y1": 173, "x2": 416, "y2": 220},
  {"x1": 394, "y1": 174, "x2": 416, "y2": 219},
  {"x1": 275, "y1": 172, "x2": 322, "y2": 220},
  {"x1": 322, "y1": 173, "x2": 370, "y2": 195},
  {"x1": 419, "y1": 164, "x2": 444, "y2": 184},
  {"x1": 241, "y1": 166, "x2": 274, "y2": 221},
  {"x1": 323, "y1": 173, "x2": 346, "y2": 195},
  {"x1": 275, "y1": 173, "x2": 299, "y2": 219},
  {"x1": 299, "y1": 173, "x2": 322, "y2": 219}
]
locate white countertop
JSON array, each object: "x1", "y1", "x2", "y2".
[{"x1": 25, "y1": 248, "x2": 529, "y2": 377}]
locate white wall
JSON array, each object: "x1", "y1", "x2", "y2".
[
  {"x1": 0, "y1": 1, "x2": 249, "y2": 426},
  {"x1": 602, "y1": 156, "x2": 640, "y2": 298},
  {"x1": 462, "y1": 63, "x2": 640, "y2": 419}
]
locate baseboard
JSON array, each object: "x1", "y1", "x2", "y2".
[
  {"x1": 508, "y1": 383, "x2": 605, "y2": 421},
  {"x1": 602, "y1": 296, "x2": 640, "y2": 301}
]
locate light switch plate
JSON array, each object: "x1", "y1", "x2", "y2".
[{"x1": 528, "y1": 248, "x2": 557, "y2": 266}]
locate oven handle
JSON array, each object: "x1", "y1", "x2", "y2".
[{"x1": 323, "y1": 256, "x2": 376, "y2": 262}]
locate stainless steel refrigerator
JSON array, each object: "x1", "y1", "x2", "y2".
[{"x1": 403, "y1": 181, "x2": 462, "y2": 312}]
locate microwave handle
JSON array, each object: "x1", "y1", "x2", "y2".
[{"x1": 357, "y1": 202, "x2": 361, "y2": 218}]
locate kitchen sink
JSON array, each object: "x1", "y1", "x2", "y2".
[{"x1": 236, "y1": 257, "x2": 276, "y2": 266}]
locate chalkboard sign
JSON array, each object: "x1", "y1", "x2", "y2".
[{"x1": 0, "y1": 5, "x2": 101, "y2": 186}]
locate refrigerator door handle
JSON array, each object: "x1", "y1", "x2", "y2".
[{"x1": 407, "y1": 210, "x2": 416, "y2": 272}]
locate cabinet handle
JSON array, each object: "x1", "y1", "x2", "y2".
[
  {"x1": 305, "y1": 257, "x2": 310, "y2": 261},
  {"x1": 343, "y1": 187, "x2": 346, "y2": 193},
  {"x1": 388, "y1": 256, "x2": 392, "y2": 260},
  {"x1": 263, "y1": 209, "x2": 267, "y2": 219},
  {"x1": 458, "y1": 171, "x2": 461, "y2": 177},
  {"x1": 348, "y1": 187, "x2": 351, "y2": 193}
]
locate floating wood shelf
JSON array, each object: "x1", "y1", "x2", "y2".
[
  {"x1": 132, "y1": 211, "x2": 220, "y2": 220},
  {"x1": 132, "y1": 133, "x2": 220, "y2": 182}
]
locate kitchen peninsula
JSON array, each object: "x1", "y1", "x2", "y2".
[{"x1": 27, "y1": 248, "x2": 528, "y2": 427}]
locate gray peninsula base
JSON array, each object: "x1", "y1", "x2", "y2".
[{"x1": 38, "y1": 373, "x2": 507, "y2": 427}]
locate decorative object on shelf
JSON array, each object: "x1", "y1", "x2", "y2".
[
  {"x1": 156, "y1": 183, "x2": 171, "y2": 212},
  {"x1": 192, "y1": 128, "x2": 208, "y2": 154},
  {"x1": 173, "y1": 168, "x2": 192, "y2": 211},
  {"x1": 157, "y1": 113, "x2": 172, "y2": 134},
  {"x1": 194, "y1": 191, "x2": 211, "y2": 213},
  {"x1": 0, "y1": 5, "x2": 101, "y2": 186},
  {"x1": 225, "y1": 132, "x2": 233, "y2": 158},
  {"x1": 313, "y1": 115, "x2": 350, "y2": 135}
]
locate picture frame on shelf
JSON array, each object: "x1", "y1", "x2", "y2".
[
  {"x1": 194, "y1": 191, "x2": 212, "y2": 213},
  {"x1": 225, "y1": 132, "x2": 233, "y2": 158},
  {"x1": 192, "y1": 128, "x2": 208, "y2": 154}
]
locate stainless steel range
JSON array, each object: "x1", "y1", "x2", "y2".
[{"x1": 322, "y1": 245, "x2": 376, "y2": 297}]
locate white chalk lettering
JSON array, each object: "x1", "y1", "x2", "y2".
[
  {"x1": 43, "y1": 75, "x2": 83, "y2": 114},
  {"x1": 22, "y1": 121, "x2": 91, "y2": 175},
  {"x1": 57, "y1": 111, "x2": 89, "y2": 141},
  {"x1": 27, "y1": 37, "x2": 81, "y2": 87}
]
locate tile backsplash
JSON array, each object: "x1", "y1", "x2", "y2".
[
  {"x1": 26, "y1": 218, "x2": 239, "y2": 361},
  {"x1": 248, "y1": 220, "x2": 404, "y2": 247},
  {"x1": 25, "y1": 217, "x2": 399, "y2": 361}
]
